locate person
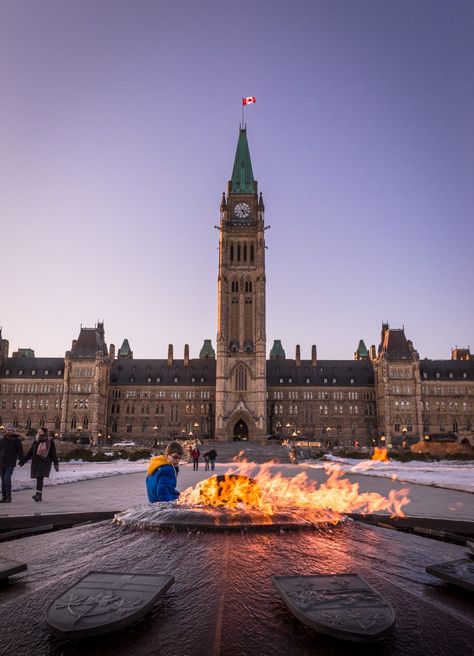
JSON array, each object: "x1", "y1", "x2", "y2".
[
  {"x1": 208, "y1": 447, "x2": 217, "y2": 471},
  {"x1": 191, "y1": 444, "x2": 200, "y2": 471},
  {"x1": 21, "y1": 428, "x2": 59, "y2": 502},
  {"x1": 203, "y1": 451, "x2": 210, "y2": 471},
  {"x1": 146, "y1": 441, "x2": 184, "y2": 503},
  {"x1": 0, "y1": 423, "x2": 24, "y2": 503}
]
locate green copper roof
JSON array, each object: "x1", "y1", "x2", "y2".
[
  {"x1": 118, "y1": 339, "x2": 131, "y2": 356},
  {"x1": 199, "y1": 339, "x2": 215, "y2": 359},
  {"x1": 231, "y1": 128, "x2": 254, "y2": 194},
  {"x1": 270, "y1": 340, "x2": 286, "y2": 360},
  {"x1": 357, "y1": 340, "x2": 368, "y2": 356}
]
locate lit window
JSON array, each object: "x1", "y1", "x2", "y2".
[
  {"x1": 174, "y1": 377, "x2": 178, "y2": 383},
  {"x1": 332, "y1": 378, "x2": 336, "y2": 384},
  {"x1": 306, "y1": 378, "x2": 310, "y2": 384},
  {"x1": 288, "y1": 378, "x2": 292, "y2": 384},
  {"x1": 323, "y1": 378, "x2": 328, "y2": 384},
  {"x1": 31, "y1": 369, "x2": 36, "y2": 375},
  {"x1": 18, "y1": 370, "x2": 23, "y2": 375},
  {"x1": 449, "y1": 373, "x2": 453, "y2": 379}
]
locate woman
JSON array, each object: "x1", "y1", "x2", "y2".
[{"x1": 21, "y1": 428, "x2": 59, "y2": 502}]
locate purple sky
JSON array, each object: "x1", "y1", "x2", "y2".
[{"x1": 1, "y1": 0, "x2": 473, "y2": 361}]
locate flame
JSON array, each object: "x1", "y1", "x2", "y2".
[
  {"x1": 371, "y1": 447, "x2": 390, "y2": 462},
  {"x1": 178, "y1": 461, "x2": 409, "y2": 522}
]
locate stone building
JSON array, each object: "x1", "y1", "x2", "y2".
[{"x1": 1, "y1": 128, "x2": 473, "y2": 446}]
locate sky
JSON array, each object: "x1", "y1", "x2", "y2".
[{"x1": 1, "y1": 0, "x2": 473, "y2": 361}]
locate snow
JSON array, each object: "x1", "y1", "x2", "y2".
[
  {"x1": 304, "y1": 456, "x2": 474, "y2": 493},
  {"x1": 10, "y1": 456, "x2": 474, "y2": 493}
]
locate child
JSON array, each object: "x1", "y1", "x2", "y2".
[
  {"x1": 21, "y1": 428, "x2": 59, "y2": 502},
  {"x1": 146, "y1": 441, "x2": 184, "y2": 503}
]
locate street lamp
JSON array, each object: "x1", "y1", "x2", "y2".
[
  {"x1": 286, "y1": 422, "x2": 291, "y2": 436},
  {"x1": 97, "y1": 431, "x2": 102, "y2": 445},
  {"x1": 77, "y1": 425, "x2": 82, "y2": 443}
]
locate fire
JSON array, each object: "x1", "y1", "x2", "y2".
[
  {"x1": 372, "y1": 447, "x2": 390, "y2": 462},
  {"x1": 178, "y1": 461, "x2": 409, "y2": 522}
]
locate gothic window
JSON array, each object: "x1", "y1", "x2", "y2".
[
  {"x1": 83, "y1": 417, "x2": 89, "y2": 429},
  {"x1": 244, "y1": 244, "x2": 247, "y2": 261},
  {"x1": 230, "y1": 244, "x2": 234, "y2": 261},
  {"x1": 351, "y1": 421, "x2": 357, "y2": 435},
  {"x1": 111, "y1": 404, "x2": 115, "y2": 414},
  {"x1": 55, "y1": 416, "x2": 60, "y2": 430},
  {"x1": 237, "y1": 244, "x2": 241, "y2": 261},
  {"x1": 394, "y1": 417, "x2": 401, "y2": 432},
  {"x1": 250, "y1": 243, "x2": 254, "y2": 261},
  {"x1": 26, "y1": 417, "x2": 32, "y2": 429},
  {"x1": 453, "y1": 420, "x2": 459, "y2": 433},
  {"x1": 127, "y1": 424, "x2": 132, "y2": 433},
  {"x1": 406, "y1": 417, "x2": 413, "y2": 432},
  {"x1": 38, "y1": 417, "x2": 45, "y2": 428},
  {"x1": 112, "y1": 419, "x2": 118, "y2": 432},
  {"x1": 116, "y1": 404, "x2": 120, "y2": 414},
  {"x1": 71, "y1": 416, "x2": 77, "y2": 429},
  {"x1": 235, "y1": 365, "x2": 248, "y2": 391},
  {"x1": 142, "y1": 421, "x2": 147, "y2": 433}
]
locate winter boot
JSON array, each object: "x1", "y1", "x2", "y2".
[
  {"x1": 32, "y1": 492, "x2": 42, "y2": 502},
  {"x1": 0, "y1": 498, "x2": 6, "y2": 503},
  {"x1": 6, "y1": 497, "x2": 11, "y2": 503}
]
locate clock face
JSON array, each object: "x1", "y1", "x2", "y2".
[{"x1": 234, "y1": 202, "x2": 251, "y2": 219}]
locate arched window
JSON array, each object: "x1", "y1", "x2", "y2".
[
  {"x1": 235, "y1": 365, "x2": 247, "y2": 391},
  {"x1": 230, "y1": 244, "x2": 234, "y2": 261},
  {"x1": 394, "y1": 417, "x2": 401, "y2": 432},
  {"x1": 237, "y1": 244, "x2": 241, "y2": 261},
  {"x1": 55, "y1": 416, "x2": 60, "y2": 430},
  {"x1": 39, "y1": 416, "x2": 45, "y2": 428},
  {"x1": 112, "y1": 419, "x2": 118, "y2": 432},
  {"x1": 13, "y1": 417, "x2": 19, "y2": 428},
  {"x1": 406, "y1": 417, "x2": 413, "y2": 432},
  {"x1": 453, "y1": 420, "x2": 459, "y2": 433},
  {"x1": 141, "y1": 421, "x2": 147, "y2": 433},
  {"x1": 26, "y1": 417, "x2": 32, "y2": 429},
  {"x1": 116, "y1": 404, "x2": 120, "y2": 414},
  {"x1": 83, "y1": 417, "x2": 89, "y2": 429},
  {"x1": 351, "y1": 421, "x2": 357, "y2": 435},
  {"x1": 71, "y1": 416, "x2": 77, "y2": 429},
  {"x1": 111, "y1": 403, "x2": 116, "y2": 414}
]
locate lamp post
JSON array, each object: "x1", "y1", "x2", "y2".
[
  {"x1": 193, "y1": 421, "x2": 200, "y2": 443},
  {"x1": 97, "y1": 431, "x2": 102, "y2": 446},
  {"x1": 153, "y1": 425, "x2": 158, "y2": 447},
  {"x1": 77, "y1": 425, "x2": 82, "y2": 444},
  {"x1": 286, "y1": 422, "x2": 291, "y2": 436},
  {"x1": 401, "y1": 426, "x2": 408, "y2": 450}
]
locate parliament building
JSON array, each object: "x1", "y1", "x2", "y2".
[{"x1": 1, "y1": 129, "x2": 473, "y2": 447}]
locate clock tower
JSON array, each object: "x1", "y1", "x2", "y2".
[{"x1": 215, "y1": 127, "x2": 267, "y2": 440}]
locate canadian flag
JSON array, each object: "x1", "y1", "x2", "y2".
[{"x1": 242, "y1": 96, "x2": 256, "y2": 106}]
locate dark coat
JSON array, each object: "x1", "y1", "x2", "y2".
[
  {"x1": 208, "y1": 448, "x2": 217, "y2": 462},
  {"x1": 22, "y1": 439, "x2": 59, "y2": 479},
  {"x1": 0, "y1": 434, "x2": 24, "y2": 467}
]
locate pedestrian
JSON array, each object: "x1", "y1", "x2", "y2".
[
  {"x1": 0, "y1": 423, "x2": 24, "y2": 503},
  {"x1": 191, "y1": 444, "x2": 200, "y2": 471},
  {"x1": 21, "y1": 428, "x2": 59, "y2": 502},
  {"x1": 146, "y1": 441, "x2": 184, "y2": 502},
  {"x1": 203, "y1": 451, "x2": 210, "y2": 471},
  {"x1": 208, "y1": 447, "x2": 217, "y2": 471}
]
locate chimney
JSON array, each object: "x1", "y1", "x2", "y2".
[
  {"x1": 184, "y1": 344, "x2": 189, "y2": 366},
  {"x1": 311, "y1": 345, "x2": 317, "y2": 366},
  {"x1": 370, "y1": 345, "x2": 377, "y2": 360},
  {"x1": 109, "y1": 344, "x2": 115, "y2": 359},
  {"x1": 72, "y1": 339, "x2": 77, "y2": 351},
  {"x1": 167, "y1": 344, "x2": 173, "y2": 366},
  {"x1": 295, "y1": 345, "x2": 301, "y2": 367}
]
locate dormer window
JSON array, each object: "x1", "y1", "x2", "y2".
[
  {"x1": 463, "y1": 372, "x2": 468, "y2": 379},
  {"x1": 332, "y1": 378, "x2": 337, "y2": 384},
  {"x1": 436, "y1": 373, "x2": 440, "y2": 379},
  {"x1": 279, "y1": 378, "x2": 284, "y2": 384},
  {"x1": 156, "y1": 377, "x2": 161, "y2": 383},
  {"x1": 423, "y1": 372, "x2": 427, "y2": 379},
  {"x1": 350, "y1": 378, "x2": 355, "y2": 384},
  {"x1": 191, "y1": 377, "x2": 196, "y2": 383},
  {"x1": 31, "y1": 369, "x2": 36, "y2": 376},
  {"x1": 173, "y1": 377, "x2": 178, "y2": 383},
  {"x1": 129, "y1": 376, "x2": 135, "y2": 383},
  {"x1": 288, "y1": 378, "x2": 293, "y2": 384},
  {"x1": 18, "y1": 370, "x2": 23, "y2": 376},
  {"x1": 147, "y1": 377, "x2": 152, "y2": 383},
  {"x1": 323, "y1": 378, "x2": 328, "y2": 384},
  {"x1": 44, "y1": 369, "x2": 49, "y2": 375},
  {"x1": 306, "y1": 378, "x2": 310, "y2": 384},
  {"x1": 449, "y1": 373, "x2": 454, "y2": 379},
  {"x1": 5, "y1": 369, "x2": 10, "y2": 375},
  {"x1": 57, "y1": 369, "x2": 62, "y2": 376},
  {"x1": 200, "y1": 377, "x2": 205, "y2": 383}
]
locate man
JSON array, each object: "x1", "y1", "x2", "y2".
[
  {"x1": 208, "y1": 447, "x2": 217, "y2": 471},
  {"x1": 146, "y1": 441, "x2": 184, "y2": 503},
  {"x1": 0, "y1": 423, "x2": 24, "y2": 503}
]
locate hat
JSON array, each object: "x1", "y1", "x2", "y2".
[{"x1": 5, "y1": 423, "x2": 14, "y2": 431}]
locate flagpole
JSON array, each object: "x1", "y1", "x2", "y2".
[{"x1": 241, "y1": 98, "x2": 244, "y2": 129}]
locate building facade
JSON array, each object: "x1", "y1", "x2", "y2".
[{"x1": 1, "y1": 129, "x2": 473, "y2": 446}]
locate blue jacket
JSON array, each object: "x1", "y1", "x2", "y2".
[{"x1": 146, "y1": 455, "x2": 180, "y2": 502}]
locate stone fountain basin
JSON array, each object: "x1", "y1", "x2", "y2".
[{"x1": 0, "y1": 519, "x2": 472, "y2": 655}]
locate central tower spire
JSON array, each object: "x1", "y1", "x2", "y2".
[
  {"x1": 215, "y1": 127, "x2": 267, "y2": 441},
  {"x1": 231, "y1": 128, "x2": 255, "y2": 194}
]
